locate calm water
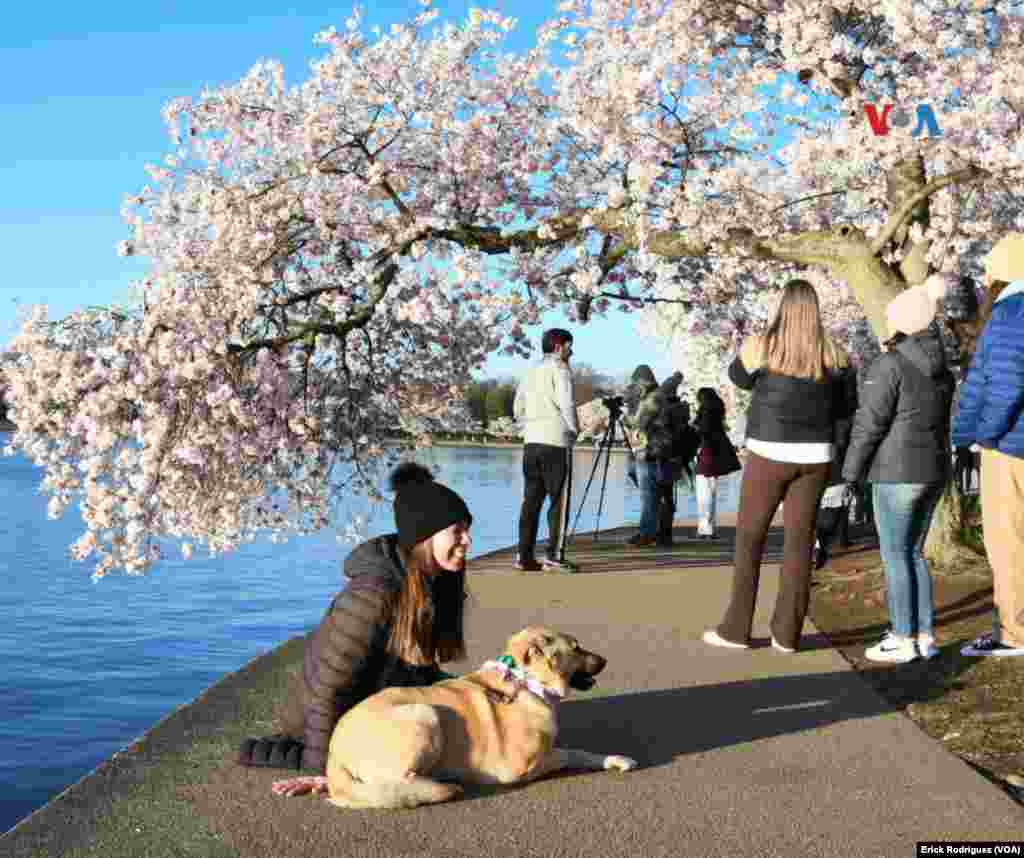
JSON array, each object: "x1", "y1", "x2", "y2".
[{"x1": 0, "y1": 442, "x2": 739, "y2": 833}]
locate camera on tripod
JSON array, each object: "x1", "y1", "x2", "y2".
[
  {"x1": 570, "y1": 392, "x2": 635, "y2": 542},
  {"x1": 602, "y1": 395, "x2": 625, "y2": 416}
]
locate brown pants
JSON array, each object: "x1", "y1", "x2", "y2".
[
  {"x1": 718, "y1": 452, "x2": 829, "y2": 650},
  {"x1": 980, "y1": 448, "x2": 1024, "y2": 647}
]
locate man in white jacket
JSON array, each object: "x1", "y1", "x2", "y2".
[{"x1": 513, "y1": 328, "x2": 579, "y2": 572}]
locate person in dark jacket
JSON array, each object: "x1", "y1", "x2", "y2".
[
  {"x1": 693, "y1": 387, "x2": 741, "y2": 539},
  {"x1": 624, "y1": 364, "x2": 663, "y2": 547},
  {"x1": 238, "y1": 462, "x2": 473, "y2": 772},
  {"x1": 643, "y1": 371, "x2": 700, "y2": 546},
  {"x1": 953, "y1": 233, "x2": 1024, "y2": 657},
  {"x1": 703, "y1": 279, "x2": 857, "y2": 654},
  {"x1": 842, "y1": 275, "x2": 954, "y2": 663}
]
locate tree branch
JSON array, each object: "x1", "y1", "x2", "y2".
[
  {"x1": 227, "y1": 262, "x2": 398, "y2": 355},
  {"x1": 870, "y1": 166, "x2": 988, "y2": 255}
]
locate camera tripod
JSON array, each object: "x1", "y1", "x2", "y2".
[{"x1": 569, "y1": 400, "x2": 636, "y2": 542}]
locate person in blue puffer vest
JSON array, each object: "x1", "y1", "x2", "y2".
[{"x1": 952, "y1": 233, "x2": 1024, "y2": 658}]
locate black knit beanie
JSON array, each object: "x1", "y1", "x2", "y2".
[{"x1": 390, "y1": 462, "x2": 472, "y2": 550}]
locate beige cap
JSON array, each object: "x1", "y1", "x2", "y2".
[
  {"x1": 885, "y1": 275, "x2": 950, "y2": 338},
  {"x1": 984, "y1": 233, "x2": 1024, "y2": 283}
]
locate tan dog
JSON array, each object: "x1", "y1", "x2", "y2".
[{"x1": 271, "y1": 626, "x2": 637, "y2": 808}]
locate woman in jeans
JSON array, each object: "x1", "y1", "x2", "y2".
[
  {"x1": 703, "y1": 280, "x2": 857, "y2": 653},
  {"x1": 842, "y1": 276, "x2": 954, "y2": 663}
]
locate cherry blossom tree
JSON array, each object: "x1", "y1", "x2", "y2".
[{"x1": 4, "y1": 0, "x2": 1021, "y2": 574}]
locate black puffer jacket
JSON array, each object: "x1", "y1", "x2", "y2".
[
  {"x1": 842, "y1": 326, "x2": 955, "y2": 485},
  {"x1": 729, "y1": 335, "x2": 858, "y2": 444},
  {"x1": 694, "y1": 402, "x2": 741, "y2": 477},
  {"x1": 239, "y1": 535, "x2": 446, "y2": 772}
]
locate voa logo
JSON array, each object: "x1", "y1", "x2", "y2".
[{"x1": 863, "y1": 103, "x2": 943, "y2": 137}]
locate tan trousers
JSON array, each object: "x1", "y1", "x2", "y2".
[{"x1": 980, "y1": 448, "x2": 1024, "y2": 647}]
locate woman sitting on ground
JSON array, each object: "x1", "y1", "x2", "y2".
[{"x1": 238, "y1": 462, "x2": 473, "y2": 774}]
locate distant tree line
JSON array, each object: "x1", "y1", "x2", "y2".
[{"x1": 463, "y1": 363, "x2": 618, "y2": 430}]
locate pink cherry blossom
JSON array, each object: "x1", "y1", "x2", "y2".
[{"x1": 6, "y1": 0, "x2": 1022, "y2": 574}]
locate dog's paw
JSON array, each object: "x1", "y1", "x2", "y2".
[
  {"x1": 271, "y1": 775, "x2": 329, "y2": 797},
  {"x1": 603, "y1": 755, "x2": 638, "y2": 772}
]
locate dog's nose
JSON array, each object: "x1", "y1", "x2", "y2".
[{"x1": 589, "y1": 653, "x2": 607, "y2": 675}]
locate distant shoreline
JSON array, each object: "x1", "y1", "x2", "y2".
[
  {"x1": 409, "y1": 438, "x2": 630, "y2": 454},
  {"x1": 0, "y1": 427, "x2": 628, "y2": 455}
]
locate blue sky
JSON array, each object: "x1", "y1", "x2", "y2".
[{"x1": 1, "y1": 0, "x2": 679, "y2": 386}]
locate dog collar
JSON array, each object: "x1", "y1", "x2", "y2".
[{"x1": 482, "y1": 655, "x2": 564, "y2": 706}]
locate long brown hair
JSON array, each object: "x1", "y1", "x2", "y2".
[
  {"x1": 761, "y1": 279, "x2": 843, "y2": 380},
  {"x1": 386, "y1": 539, "x2": 467, "y2": 665}
]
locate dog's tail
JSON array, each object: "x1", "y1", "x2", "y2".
[{"x1": 326, "y1": 764, "x2": 462, "y2": 810}]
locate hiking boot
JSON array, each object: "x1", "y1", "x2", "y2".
[
  {"x1": 627, "y1": 534, "x2": 656, "y2": 547},
  {"x1": 917, "y1": 634, "x2": 939, "y2": 660},
  {"x1": 542, "y1": 556, "x2": 578, "y2": 573},
  {"x1": 702, "y1": 629, "x2": 750, "y2": 649},
  {"x1": 514, "y1": 556, "x2": 543, "y2": 572},
  {"x1": 864, "y1": 632, "x2": 917, "y2": 664},
  {"x1": 960, "y1": 633, "x2": 1024, "y2": 657}
]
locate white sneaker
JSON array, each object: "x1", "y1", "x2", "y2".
[
  {"x1": 917, "y1": 634, "x2": 939, "y2": 660},
  {"x1": 771, "y1": 636, "x2": 796, "y2": 653},
  {"x1": 864, "y1": 632, "x2": 918, "y2": 664},
  {"x1": 702, "y1": 629, "x2": 750, "y2": 649}
]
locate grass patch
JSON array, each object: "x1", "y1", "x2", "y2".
[
  {"x1": 809, "y1": 547, "x2": 1024, "y2": 804},
  {"x1": 20, "y1": 638, "x2": 307, "y2": 858}
]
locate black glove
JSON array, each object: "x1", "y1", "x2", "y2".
[{"x1": 238, "y1": 734, "x2": 304, "y2": 770}]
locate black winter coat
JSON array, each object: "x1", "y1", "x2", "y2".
[
  {"x1": 274, "y1": 535, "x2": 446, "y2": 772},
  {"x1": 730, "y1": 337, "x2": 858, "y2": 444},
  {"x1": 694, "y1": 404, "x2": 741, "y2": 477},
  {"x1": 841, "y1": 327, "x2": 954, "y2": 485}
]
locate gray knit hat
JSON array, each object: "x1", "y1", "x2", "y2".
[
  {"x1": 631, "y1": 364, "x2": 657, "y2": 386},
  {"x1": 658, "y1": 371, "x2": 683, "y2": 397}
]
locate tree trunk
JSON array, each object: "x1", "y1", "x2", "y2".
[{"x1": 924, "y1": 486, "x2": 979, "y2": 571}]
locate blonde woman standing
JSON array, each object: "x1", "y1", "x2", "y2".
[{"x1": 703, "y1": 280, "x2": 858, "y2": 653}]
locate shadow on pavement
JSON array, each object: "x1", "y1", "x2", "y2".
[{"x1": 554, "y1": 670, "x2": 894, "y2": 771}]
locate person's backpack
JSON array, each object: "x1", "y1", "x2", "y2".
[
  {"x1": 646, "y1": 400, "x2": 698, "y2": 464},
  {"x1": 643, "y1": 403, "x2": 673, "y2": 461}
]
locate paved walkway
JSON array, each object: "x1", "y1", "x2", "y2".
[{"x1": 4, "y1": 520, "x2": 1022, "y2": 857}]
